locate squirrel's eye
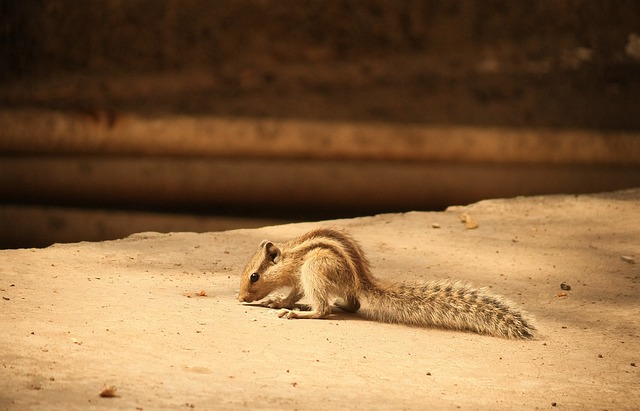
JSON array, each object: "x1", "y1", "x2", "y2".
[{"x1": 250, "y1": 272, "x2": 260, "y2": 283}]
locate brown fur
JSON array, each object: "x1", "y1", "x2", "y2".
[{"x1": 238, "y1": 228, "x2": 536, "y2": 339}]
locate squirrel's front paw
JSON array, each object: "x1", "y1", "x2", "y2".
[
  {"x1": 277, "y1": 309, "x2": 297, "y2": 319},
  {"x1": 260, "y1": 294, "x2": 290, "y2": 309}
]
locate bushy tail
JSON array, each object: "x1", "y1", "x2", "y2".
[{"x1": 361, "y1": 279, "x2": 536, "y2": 339}]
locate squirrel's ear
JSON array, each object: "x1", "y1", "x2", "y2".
[{"x1": 260, "y1": 240, "x2": 281, "y2": 262}]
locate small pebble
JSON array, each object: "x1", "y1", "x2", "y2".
[{"x1": 99, "y1": 385, "x2": 117, "y2": 398}]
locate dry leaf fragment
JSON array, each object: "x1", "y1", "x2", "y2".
[
  {"x1": 459, "y1": 213, "x2": 479, "y2": 229},
  {"x1": 99, "y1": 385, "x2": 117, "y2": 398},
  {"x1": 620, "y1": 256, "x2": 635, "y2": 264}
]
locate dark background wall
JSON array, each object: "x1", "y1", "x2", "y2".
[
  {"x1": 3, "y1": 0, "x2": 640, "y2": 128},
  {"x1": 1, "y1": 0, "x2": 640, "y2": 248}
]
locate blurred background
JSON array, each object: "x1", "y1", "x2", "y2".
[{"x1": 1, "y1": 0, "x2": 639, "y2": 248}]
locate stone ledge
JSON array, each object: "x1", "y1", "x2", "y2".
[{"x1": 1, "y1": 189, "x2": 638, "y2": 409}]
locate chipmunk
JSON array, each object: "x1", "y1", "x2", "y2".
[{"x1": 238, "y1": 228, "x2": 536, "y2": 339}]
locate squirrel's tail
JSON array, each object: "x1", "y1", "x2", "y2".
[{"x1": 360, "y1": 279, "x2": 536, "y2": 339}]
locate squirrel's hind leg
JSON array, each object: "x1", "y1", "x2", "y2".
[{"x1": 334, "y1": 295, "x2": 361, "y2": 313}]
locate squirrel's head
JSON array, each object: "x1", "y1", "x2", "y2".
[{"x1": 238, "y1": 239, "x2": 283, "y2": 303}]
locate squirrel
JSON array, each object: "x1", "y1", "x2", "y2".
[{"x1": 238, "y1": 227, "x2": 536, "y2": 339}]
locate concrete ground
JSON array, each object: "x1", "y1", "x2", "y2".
[{"x1": 1, "y1": 189, "x2": 638, "y2": 410}]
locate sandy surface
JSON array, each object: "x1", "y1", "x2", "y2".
[{"x1": 1, "y1": 189, "x2": 639, "y2": 410}]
